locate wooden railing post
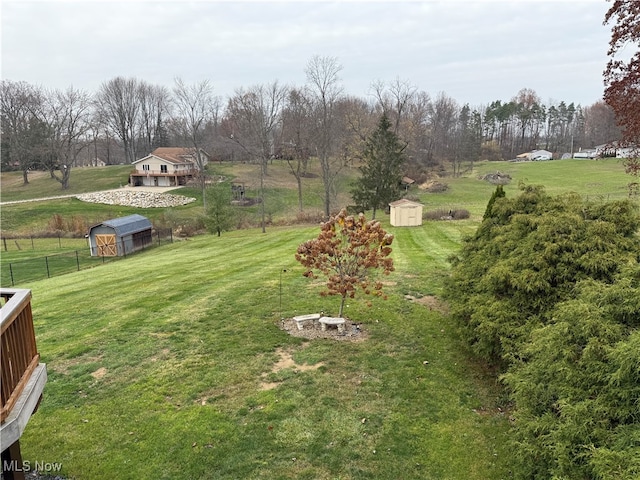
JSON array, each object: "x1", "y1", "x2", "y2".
[{"x1": 1, "y1": 288, "x2": 47, "y2": 477}]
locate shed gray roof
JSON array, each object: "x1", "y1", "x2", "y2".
[{"x1": 91, "y1": 214, "x2": 152, "y2": 237}]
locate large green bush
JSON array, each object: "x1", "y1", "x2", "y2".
[{"x1": 444, "y1": 184, "x2": 640, "y2": 479}]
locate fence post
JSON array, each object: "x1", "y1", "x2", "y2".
[
  {"x1": 45, "y1": 256, "x2": 50, "y2": 278},
  {"x1": 2, "y1": 237, "x2": 6, "y2": 251},
  {"x1": 9, "y1": 263, "x2": 14, "y2": 286},
  {"x1": 76, "y1": 250, "x2": 80, "y2": 271},
  {"x1": 31, "y1": 236, "x2": 35, "y2": 250}
]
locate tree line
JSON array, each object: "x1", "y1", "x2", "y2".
[{"x1": 1, "y1": 55, "x2": 621, "y2": 195}]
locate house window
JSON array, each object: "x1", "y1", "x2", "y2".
[
  {"x1": 143, "y1": 164, "x2": 150, "y2": 171},
  {"x1": 160, "y1": 165, "x2": 167, "y2": 173}
]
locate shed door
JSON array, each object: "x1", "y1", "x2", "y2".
[
  {"x1": 407, "y1": 207, "x2": 417, "y2": 225},
  {"x1": 96, "y1": 234, "x2": 117, "y2": 256}
]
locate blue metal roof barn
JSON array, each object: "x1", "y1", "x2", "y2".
[{"x1": 88, "y1": 214, "x2": 153, "y2": 257}]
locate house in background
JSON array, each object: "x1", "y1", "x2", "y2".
[
  {"x1": 515, "y1": 149, "x2": 553, "y2": 161},
  {"x1": 129, "y1": 147, "x2": 209, "y2": 187},
  {"x1": 88, "y1": 214, "x2": 153, "y2": 257},
  {"x1": 389, "y1": 199, "x2": 423, "y2": 227}
]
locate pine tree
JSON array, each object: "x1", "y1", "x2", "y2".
[
  {"x1": 351, "y1": 113, "x2": 406, "y2": 219},
  {"x1": 205, "y1": 182, "x2": 234, "y2": 236}
]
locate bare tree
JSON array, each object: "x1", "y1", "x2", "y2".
[
  {"x1": 426, "y1": 92, "x2": 458, "y2": 164},
  {"x1": 171, "y1": 78, "x2": 219, "y2": 209},
  {"x1": 225, "y1": 82, "x2": 288, "y2": 232},
  {"x1": 337, "y1": 95, "x2": 377, "y2": 171},
  {"x1": 511, "y1": 88, "x2": 545, "y2": 153},
  {"x1": 39, "y1": 87, "x2": 93, "y2": 189},
  {"x1": 138, "y1": 83, "x2": 171, "y2": 154},
  {"x1": 281, "y1": 87, "x2": 313, "y2": 211},
  {"x1": 371, "y1": 77, "x2": 417, "y2": 135},
  {"x1": 95, "y1": 77, "x2": 142, "y2": 164},
  {"x1": 582, "y1": 101, "x2": 620, "y2": 148},
  {"x1": 0, "y1": 80, "x2": 43, "y2": 184},
  {"x1": 305, "y1": 55, "x2": 344, "y2": 218}
]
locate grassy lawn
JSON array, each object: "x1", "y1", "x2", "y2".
[
  {"x1": 19, "y1": 224, "x2": 510, "y2": 480},
  {"x1": 0, "y1": 165, "x2": 133, "y2": 202},
  {"x1": 4, "y1": 157, "x2": 636, "y2": 479}
]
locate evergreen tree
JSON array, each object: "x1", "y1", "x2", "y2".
[
  {"x1": 205, "y1": 182, "x2": 234, "y2": 236},
  {"x1": 444, "y1": 185, "x2": 640, "y2": 478},
  {"x1": 482, "y1": 184, "x2": 506, "y2": 220},
  {"x1": 351, "y1": 113, "x2": 406, "y2": 219}
]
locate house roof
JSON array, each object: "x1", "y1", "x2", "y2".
[
  {"x1": 132, "y1": 147, "x2": 209, "y2": 165},
  {"x1": 517, "y1": 149, "x2": 552, "y2": 158},
  {"x1": 401, "y1": 176, "x2": 415, "y2": 185},
  {"x1": 389, "y1": 199, "x2": 423, "y2": 207},
  {"x1": 90, "y1": 214, "x2": 152, "y2": 237}
]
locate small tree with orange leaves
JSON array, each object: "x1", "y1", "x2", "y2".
[{"x1": 295, "y1": 208, "x2": 394, "y2": 317}]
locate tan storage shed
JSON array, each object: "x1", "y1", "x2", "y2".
[{"x1": 389, "y1": 199, "x2": 423, "y2": 227}]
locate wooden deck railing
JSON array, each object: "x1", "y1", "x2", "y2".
[
  {"x1": 1, "y1": 289, "x2": 40, "y2": 424},
  {"x1": 129, "y1": 168, "x2": 197, "y2": 176}
]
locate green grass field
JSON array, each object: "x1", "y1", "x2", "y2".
[
  {"x1": 19, "y1": 225, "x2": 511, "y2": 480},
  {"x1": 1, "y1": 157, "x2": 636, "y2": 479},
  {"x1": 0, "y1": 165, "x2": 133, "y2": 202}
]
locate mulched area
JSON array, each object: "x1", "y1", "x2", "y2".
[{"x1": 278, "y1": 317, "x2": 368, "y2": 342}]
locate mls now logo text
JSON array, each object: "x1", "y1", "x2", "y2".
[{"x1": 3, "y1": 460, "x2": 63, "y2": 473}]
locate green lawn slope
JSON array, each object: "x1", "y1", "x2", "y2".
[
  {"x1": 21, "y1": 224, "x2": 510, "y2": 479},
  {"x1": 3, "y1": 156, "x2": 635, "y2": 479}
]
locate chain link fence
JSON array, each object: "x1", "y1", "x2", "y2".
[{"x1": 1, "y1": 230, "x2": 173, "y2": 287}]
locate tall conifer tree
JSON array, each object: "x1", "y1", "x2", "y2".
[{"x1": 351, "y1": 113, "x2": 406, "y2": 218}]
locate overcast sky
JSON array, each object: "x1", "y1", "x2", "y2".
[{"x1": 1, "y1": 0, "x2": 616, "y2": 108}]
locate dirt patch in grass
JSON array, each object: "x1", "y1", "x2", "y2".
[
  {"x1": 278, "y1": 317, "x2": 369, "y2": 342},
  {"x1": 90, "y1": 367, "x2": 107, "y2": 379},
  {"x1": 404, "y1": 294, "x2": 449, "y2": 313},
  {"x1": 51, "y1": 354, "x2": 103, "y2": 375},
  {"x1": 260, "y1": 347, "x2": 325, "y2": 391}
]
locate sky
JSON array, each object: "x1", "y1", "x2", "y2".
[{"x1": 1, "y1": 0, "x2": 619, "y2": 108}]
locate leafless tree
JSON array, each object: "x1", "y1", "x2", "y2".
[
  {"x1": 171, "y1": 78, "x2": 220, "y2": 209},
  {"x1": 426, "y1": 92, "x2": 458, "y2": 164},
  {"x1": 511, "y1": 88, "x2": 545, "y2": 153},
  {"x1": 281, "y1": 87, "x2": 313, "y2": 211},
  {"x1": 225, "y1": 81, "x2": 289, "y2": 232},
  {"x1": 95, "y1": 77, "x2": 142, "y2": 164},
  {"x1": 0, "y1": 80, "x2": 43, "y2": 184},
  {"x1": 582, "y1": 101, "x2": 620, "y2": 148},
  {"x1": 337, "y1": 95, "x2": 377, "y2": 170},
  {"x1": 39, "y1": 86, "x2": 93, "y2": 189},
  {"x1": 138, "y1": 83, "x2": 171, "y2": 154},
  {"x1": 371, "y1": 77, "x2": 417, "y2": 135},
  {"x1": 305, "y1": 55, "x2": 344, "y2": 218}
]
